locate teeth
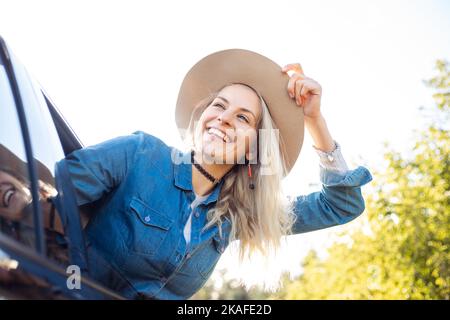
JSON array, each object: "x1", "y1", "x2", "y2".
[
  {"x1": 208, "y1": 128, "x2": 230, "y2": 143},
  {"x1": 209, "y1": 128, "x2": 224, "y2": 139},
  {"x1": 3, "y1": 189, "x2": 14, "y2": 207}
]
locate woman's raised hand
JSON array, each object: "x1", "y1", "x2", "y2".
[{"x1": 282, "y1": 63, "x2": 322, "y2": 119}]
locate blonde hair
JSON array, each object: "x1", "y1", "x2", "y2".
[{"x1": 185, "y1": 83, "x2": 296, "y2": 291}]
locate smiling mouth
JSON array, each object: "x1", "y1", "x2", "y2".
[
  {"x1": 1, "y1": 186, "x2": 15, "y2": 208},
  {"x1": 206, "y1": 127, "x2": 232, "y2": 143}
]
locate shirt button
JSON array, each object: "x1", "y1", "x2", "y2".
[
  {"x1": 186, "y1": 253, "x2": 192, "y2": 259},
  {"x1": 144, "y1": 215, "x2": 151, "y2": 223},
  {"x1": 219, "y1": 247, "x2": 225, "y2": 253},
  {"x1": 194, "y1": 211, "x2": 200, "y2": 218},
  {"x1": 327, "y1": 155, "x2": 334, "y2": 162}
]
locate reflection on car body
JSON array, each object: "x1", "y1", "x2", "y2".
[{"x1": 0, "y1": 35, "x2": 124, "y2": 299}]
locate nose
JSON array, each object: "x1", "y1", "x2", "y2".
[{"x1": 217, "y1": 109, "x2": 233, "y2": 126}]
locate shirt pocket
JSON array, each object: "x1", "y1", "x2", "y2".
[
  {"x1": 127, "y1": 196, "x2": 174, "y2": 256},
  {"x1": 195, "y1": 234, "x2": 227, "y2": 280}
]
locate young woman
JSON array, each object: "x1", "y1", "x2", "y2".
[{"x1": 60, "y1": 49, "x2": 372, "y2": 299}]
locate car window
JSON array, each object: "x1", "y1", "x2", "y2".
[
  {"x1": 0, "y1": 39, "x2": 126, "y2": 299},
  {"x1": 6, "y1": 50, "x2": 74, "y2": 266},
  {"x1": 9, "y1": 51, "x2": 65, "y2": 176},
  {"x1": 0, "y1": 63, "x2": 56, "y2": 298},
  {"x1": 0, "y1": 64, "x2": 37, "y2": 250}
]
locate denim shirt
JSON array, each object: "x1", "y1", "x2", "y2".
[{"x1": 60, "y1": 131, "x2": 373, "y2": 299}]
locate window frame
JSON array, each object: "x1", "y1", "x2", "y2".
[
  {"x1": 0, "y1": 35, "x2": 125, "y2": 299},
  {"x1": 0, "y1": 36, "x2": 46, "y2": 255}
]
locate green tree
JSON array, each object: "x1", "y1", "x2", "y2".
[
  {"x1": 273, "y1": 60, "x2": 450, "y2": 300},
  {"x1": 191, "y1": 269, "x2": 272, "y2": 300}
]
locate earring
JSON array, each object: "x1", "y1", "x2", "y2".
[{"x1": 246, "y1": 158, "x2": 255, "y2": 190}]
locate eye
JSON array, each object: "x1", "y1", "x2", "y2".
[
  {"x1": 238, "y1": 114, "x2": 250, "y2": 123},
  {"x1": 213, "y1": 103, "x2": 225, "y2": 109}
]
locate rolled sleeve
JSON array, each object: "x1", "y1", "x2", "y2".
[
  {"x1": 291, "y1": 165, "x2": 373, "y2": 235},
  {"x1": 313, "y1": 140, "x2": 349, "y2": 174}
]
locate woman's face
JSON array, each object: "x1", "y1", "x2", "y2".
[
  {"x1": 198, "y1": 84, "x2": 262, "y2": 164},
  {"x1": 0, "y1": 170, "x2": 32, "y2": 220}
]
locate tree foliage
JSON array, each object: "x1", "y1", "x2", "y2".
[
  {"x1": 193, "y1": 60, "x2": 449, "y2": 300},
  {"x1": 191, "y1": 269, "x2": 271, "y2": 300},
  {"x1": 273, "y1": 60, "x2": 449, "y2": 300}
]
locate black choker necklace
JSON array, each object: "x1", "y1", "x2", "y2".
[{"x1": 191, "y1": 150, "x2": 221, "y2": 185}]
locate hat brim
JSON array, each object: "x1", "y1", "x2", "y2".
[
  {"x1": 175, "y1": 49, "x2": 304, "y2": 175},
  {"x1": 0, "y1": 144, "x2": 55, "y2": 187}
]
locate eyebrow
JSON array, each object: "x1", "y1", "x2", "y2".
[{"x1": 216, "y1": 96, "x2": 257, "y2": 121}]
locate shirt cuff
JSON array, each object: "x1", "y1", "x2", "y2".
[{"x1": 312, "y1": 140, "x2": 350, "y2": 173}]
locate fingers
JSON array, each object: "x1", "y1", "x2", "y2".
[
  {"x1": 282, "y1": 63, "x2": 322, "y2": 105},
  {"x1": 293, "y1": 79, "x2": 322, "y2": 106},
  {"x1": 281, "y1": 63, "x2": 304, "y2": 75},
  {"x1": 287, "y1": 73, "x2": 304, "y2": 98},
  {"x1": 295, "y1": 80, "x2": 304, "y2": 106},
  {"x1": 300, "y1": 82, "x2": 309, "y2": 98},
  {"x1": 283, "y1": 62, "x2": 306, "y2": 102}
]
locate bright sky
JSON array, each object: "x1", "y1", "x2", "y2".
[{"x1": 1, "y1": 0, "x2": 449, "y2": 290}]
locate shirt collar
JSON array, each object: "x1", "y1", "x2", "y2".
[{"x1": 172, "y1": 149, "x2": 225, "y2": 205}]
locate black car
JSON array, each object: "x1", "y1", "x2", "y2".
[{"x1": 0, "y1": 35, "x2": 124, "y2": 299}]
